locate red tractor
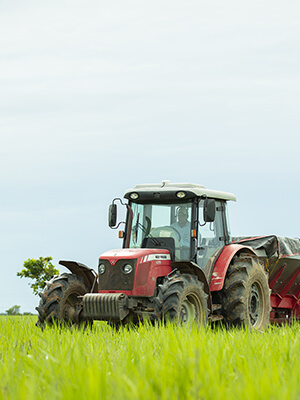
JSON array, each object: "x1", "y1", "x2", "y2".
[{"x1": 36, "y1": 181, "x2": 300, "y2": 329}]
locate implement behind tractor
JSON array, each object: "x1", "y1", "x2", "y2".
[{"x1": 36, "y1": 181, "x2": 300, "y2": 329}]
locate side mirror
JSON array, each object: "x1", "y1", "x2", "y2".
[
  {"x1": 108, "y1": 204, "x2": 117, "y2": 227},
  {"x1": 203, "y1": 198, "x2": 215, "y2": 222}
]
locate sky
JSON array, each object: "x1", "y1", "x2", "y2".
[{"x1": 1, "y1": 0, "x2": 300, "y2": 313}]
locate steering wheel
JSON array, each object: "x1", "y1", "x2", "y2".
[
  {"x1": 148, "y1": 226, "x2": 182, "y2": 259},
  {"x1": 166, "y1": 226, "x2": 181, "y2": 241},
  {"x1": 149, "y1": 226, "x2": 181, "y2": 241}
]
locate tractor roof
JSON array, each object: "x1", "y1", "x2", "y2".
[{"x1": 124, "y1": 180, "x2": 236, "y2": 202}]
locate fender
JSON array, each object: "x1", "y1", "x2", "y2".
[
  {"x1": 173, "y1": 261, "x2": 212, "y2": 314},
  {"x1": 59, "y1": 260, "x2": 98, "y2": 292},
  {"x1": 210, "y1": 244, "x2": 257, "y2": 292}
]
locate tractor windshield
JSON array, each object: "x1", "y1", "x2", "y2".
[{"x1": 128, "y1": 201, "x2": 193, "y2": 261}]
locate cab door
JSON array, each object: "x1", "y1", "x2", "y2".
[{"x1": 197, "y1": 200, "x2": 226, "y2": 280}]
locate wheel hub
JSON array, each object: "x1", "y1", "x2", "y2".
[
  {"x1": 180, "y1": 299, "x2": 196, "y2": 323},
  {"x1": 62, "y1": 292, "x2": 81, "y2": 322},
  {"x1": 179, "y1": 292, "x2": 204, "y2": 324},
  {"x1": 249, "y1": 282, "x2": 263, "y2": 326}
]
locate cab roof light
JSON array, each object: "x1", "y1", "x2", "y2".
[
  {"x1": 130, "y1": 192, "x2": 139, "y2": 200},
  {"x1": 176, "y1": 191, "x2": 186, "y2": 198}
]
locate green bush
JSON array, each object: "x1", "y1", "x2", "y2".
[{"x1": 17, "y1": 257, "x2": 59, "y2": 295}]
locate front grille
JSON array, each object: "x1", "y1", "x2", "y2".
[{"x1": 98, "y1": 259, "x2": 136, "y2": 291}]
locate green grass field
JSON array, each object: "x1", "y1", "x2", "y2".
[{"x1": 0, "y1": 316, "x2": 300, "y2": 400}]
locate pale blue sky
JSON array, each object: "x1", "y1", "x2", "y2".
[{"x1": 1, "y1": 0, "x2": 299, "y2": 313}]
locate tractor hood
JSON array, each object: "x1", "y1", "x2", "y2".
[
  {"x1": 99, "y1": 248, "x2": 171, "y2": 262},
  {"x1": 98, "y1": 248, "x2": 172, "y2": 296}
]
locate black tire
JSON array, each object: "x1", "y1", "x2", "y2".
[
  {"x1": 221, "y1": 257, "x2": 270, "y2": 330},
  {"x1": 155, "y1": 273, "x2": 208, "y2": 325},
  {"x1": 36, "y1": 273, "x2": 90, "y2": 328}
]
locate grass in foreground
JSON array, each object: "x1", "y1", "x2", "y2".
[{"x1": 0, "y1": 316, "x2": 300, "y2": 399}]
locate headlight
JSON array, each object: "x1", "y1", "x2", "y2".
[
  {"x1": 130, "y1": 192, "x2": 139, "y2": 200},
  {"x1": 122, "y1": 263, "x2": 133, "y2": 274},
  {"x1": 176, "y1": 191, "x2": 186, "y2": 198},
  {"x1": 99, "y1": 264, "x2": 106, "y2": 274}
]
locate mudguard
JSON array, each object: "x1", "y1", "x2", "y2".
[
  {"x1": 174, "y1": 261, "x2": 212, "y2": 313},
  {"x1": 59, "y1": 260, "x2": 98, "y2": 292},
  {"x1": 210, "y1": 244, "x2": 257, "y2": 292}
]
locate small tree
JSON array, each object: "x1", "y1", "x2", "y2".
[
  {"x1": 17, "y1": 257, "x2": 59, "y2": 295},
  {"x1": 6, "y1": 305, "x2": 21, "y2": 315}
]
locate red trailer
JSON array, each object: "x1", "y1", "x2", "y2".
[
  {"x1": 36, "y1": 181, "x2": 300, "y2": 329},
  {"x1": 233, "y1": 236, "x2": 300, "y2": 324}
]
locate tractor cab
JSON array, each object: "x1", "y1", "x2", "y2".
[{"x1": 109, "y1": 181, "x2": 236, "y2": 276}]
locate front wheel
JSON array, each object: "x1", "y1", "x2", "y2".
[
  {"x1": 36, "y1": 273, "x2": 90, "y2": 328},
  {"x1": 155, "y1": 273, "x2": 208, "y2": 325},
  {"x1": 221, "y1": 257, "x2": 270, "y2": 330}
]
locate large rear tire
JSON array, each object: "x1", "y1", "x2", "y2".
[
  {"x1": 155, "y1": 273, "x2": 208, "y2": 325},
  {"x1": 221, "y1": 257, "x2": 270, "y2": 330},
  {"x1": 36, "y1": 273, "x2": 90, "y2": 328}
]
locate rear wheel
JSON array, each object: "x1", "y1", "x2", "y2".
[
  {"x1": 155, "y1": 273, "x2": 208, "y2": 325},
  {"x1": 36, "y1": 273, "x2": 90, "y2": 328},
  {"x1": 221, "y1": 257, "x2": 270, "y2": 329}
]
